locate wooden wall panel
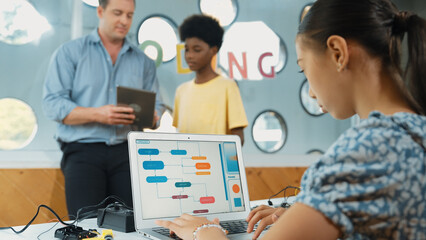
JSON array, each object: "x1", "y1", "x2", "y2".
[
  {"x1": 245, "y1": 167, "x2": 307, "y2": 201},
  {"x1": 0, "y1": 167, "x2": 307, "y2": 227},
  {"x1": 0, "y1": 169, "x2": 68, "y2": 227}
]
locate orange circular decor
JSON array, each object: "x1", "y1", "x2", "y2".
[{"x1": 232, "y1": 184, "x2": 240, "y2": 193}]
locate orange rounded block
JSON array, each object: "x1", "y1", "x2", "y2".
[
  {"x1": 232, "y1": 184, "x2": 240, "y2": 193},
  {"x1": 195, "y1": 162, "x2": 211, "y2": 170}
]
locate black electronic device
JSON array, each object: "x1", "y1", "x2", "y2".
[
  {"x1": 117, "y1": 86, "x2": 156, "y2": 129},
  {"x1": 97, "y1": 202, "x2": 135, "y2": 233},
  {"x1": 54, "y1": 225, "x2": 97, "y2": 240}
]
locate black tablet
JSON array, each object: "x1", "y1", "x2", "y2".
[{"x1": 116, "y1": 86, "x2": 156, "y2": 129}]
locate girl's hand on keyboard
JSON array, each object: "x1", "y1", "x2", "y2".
[
  {"x1": 246, "y1": 205, "x2": 286, "y2": 239},
  {"x1": 156, "y1": 214, "x2": 225, "y2": 240}
]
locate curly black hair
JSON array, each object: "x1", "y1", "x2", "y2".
[{"x1": 179, "y1": 14, "x2": 224, "y2": 50}]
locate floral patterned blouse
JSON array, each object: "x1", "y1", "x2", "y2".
[{"x1": 295, "y1": 111, "x2": 426, "y2": 239}]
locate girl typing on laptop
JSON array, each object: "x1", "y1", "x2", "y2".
[{"x1": 156, "y1": 0, "x2": 426, "y2": 239}]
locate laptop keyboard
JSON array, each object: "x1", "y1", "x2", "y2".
[
  {"x1": 220, "y1": 220, "x2": 249, "y2": 234},
  {"x1": 152, "y1": 220, "x2": 269, "y2": 239},
  {"x1": 152, "y1": 227, "x2": 182, "y2": 239}
]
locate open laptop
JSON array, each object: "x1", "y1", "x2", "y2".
[{"x1": 128, "y1": 132, "x2": 265, "y2": 240}]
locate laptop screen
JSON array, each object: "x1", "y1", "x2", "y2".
[{"x1": 134, "y1": 139, "x2": 246, "y2": 220}]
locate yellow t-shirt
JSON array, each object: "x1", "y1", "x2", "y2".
[{"x1": 173, "y1": 75, "x2": 248, "y2": 134}]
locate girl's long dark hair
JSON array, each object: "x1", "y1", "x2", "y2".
[{"x1": 298, "y1": 0, "x2": 426, "y2": 115}]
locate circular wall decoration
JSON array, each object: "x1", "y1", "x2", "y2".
[
  {"x1": 275, "y1": 37, "x2": 288, "y2": 74},
  {"x1": 299, "y1": 79, "x2": 324, "y2": 116},
  {"x1": 199, "y1": 0, "x2": 238, "y2": 27},
  {"x1": 252, "y1": 110, "x2": 287, "y2": 153},
  {"x1": 82, "y1": 0, "x2": 98, "y2": 7},
  {"x1": 137, "y1": 15, "x2": 178, "y2": 63},
  {"x1": 0, "y1": 98, "x2": 38, "y2": 150},
  {"x1": 0, "y1": 0, "x2": 51, "y2": 45},
  {"x1": 306, "y1": 149, "x2": 324, "y2": 155}
]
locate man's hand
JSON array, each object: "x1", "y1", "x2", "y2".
[
  {"x1": 246, "y1": 205, "x2": 286, "y2": 239},
  {"x1": 151, "y1": 110, "x2": 160, "y2": 128},
  {"x1": 95, "y1": 104, "x2": 135, "y2": 125},
  {"x1": 63, "y1": 105, "x2": 134, "y2": 125}
]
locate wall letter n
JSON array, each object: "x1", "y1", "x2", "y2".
[{"x1": 228, "y1": 52, "x2": 248, "y2": 79}]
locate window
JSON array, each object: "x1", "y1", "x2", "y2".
[
  {"x1": 299, "y1": 79, "x2": 324, "y2": 116},
  {"x1": 137, "y1": 15, "x2": 178, "y2": 65},
  {"x1": 199, "y1": 0, "x2": 238, "y2": 27},
  {"x1": 0, "y1": 0, "x2": 51, "y2": 45},
  {"x1": 0, "y1": 98, "x2": 37, "y2": 150},
  {"x1": 252, "y1": 110, "x2": 287, "y2": 153},
  {"x1": 82, "y1": 0, "x2": 98, "y2": 7},
  {"x1": 306, "y1": 149, "x2": 324, "y2": 155}
]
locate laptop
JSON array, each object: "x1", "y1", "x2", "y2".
[
  {"x1": 128, "y1": 132, "x2": 266, "y2": 239},
  {"x1": 117, "y1": 86, "x2": 156, "y2": 129}
]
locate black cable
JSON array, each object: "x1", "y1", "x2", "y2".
[
  {"x1": 281, "y1": 186, "x2": 300, "y2": 208},
  {"x1": 74, "y1": 195, "x2": 132, "y2": 223},
  {"x1": 267, "y1": 186, "x2": 301, "y2": 206},
  {"x1": 0, "y1": 195, "x2": 131, "y2": 235},
  {"x1": 37, "y1": 220, "x2": 61, "y2": 240},
  {"x1": 37, "y1": 214, "x2": 74, "y2": 240},
  {"x1": 0, "y1": 205, "x2": 72, "y2": 234}
]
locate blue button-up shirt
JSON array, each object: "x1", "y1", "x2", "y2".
[{"x1": 43, "y1": 29, "x2": 163, "y2": 145}]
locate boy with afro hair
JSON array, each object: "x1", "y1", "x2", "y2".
[{"x1": 173, "y1": 14, "x2": 248, "y2": 144}]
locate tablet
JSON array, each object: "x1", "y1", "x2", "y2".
[{"x1": 116, "y1": 86, "x2": 156, "y2": 129}]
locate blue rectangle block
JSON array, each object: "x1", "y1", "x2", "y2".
[
  {"x1": 234, "y1": 198, "x2": 242, "y2": 207},
  {"x1": 175, "y1": 182, "x2": 191, "y2": 188},
  {"x1": 146, "y1": 176, "x2": 168, "y2": 183},
  {"x1": 143, "y1": 161, "x2": 164, "y2": 170},
  {"x1": 138, "y1": 148, "x2": 160, "y2": 155},
  {"x1": 171, "y1": 149, "x2": 187, "y2": 155}
]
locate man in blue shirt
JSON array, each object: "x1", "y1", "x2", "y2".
[{"x1": 42, "y1": 0, "x2": 163, "y2": 217}]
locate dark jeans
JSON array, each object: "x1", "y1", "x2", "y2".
[{"x1": 60, "y1": 141, "x2": 133, "y2": 218}]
